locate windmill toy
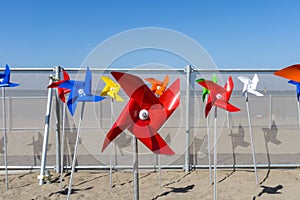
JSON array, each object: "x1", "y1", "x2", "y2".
[
  {"x1": 145, "y1": 74, "x2": 169, "y2": 186},
  {"x1": 274, "y1": 64, "x2": 300, "y2": 127},
  {"x1": 196, "y1": 76, "x2": 240, "y2": 200},
  {"x1": 238, "y1": 73, "x2": 263, "y2": 184},
  {"x1": 102, "y1": 72, "x2": 180, "y2": 200},
  {"x1": 0, "y1": 65, "x2": 19, "y2": 190},
  {"x1": 51, "y1": 67, "x2": 105, "y2": 200},
  {"x1": 100, "y1": 76, "x2": 124, "y2": 188},
  {"x1": 47, "y1": 69, "x2": 71, "y2": 190},
  {"x1": 201, "y1": 74, "x2": 217, "y2": 185},
  {"x1": 287, "y1": 80, "x2": 300, "y2": 127}
]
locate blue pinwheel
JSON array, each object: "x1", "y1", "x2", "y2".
[
  {"x1": 0, "y1": 64, "x2": 19, "y2": 190},
  {"x1": 55, "y1": 67, "x2": 105, "y2": 115},
  {"x1": 0, "y1": 64, "x2": 19, "y2": 87},
  {"x1": 288, "y1": 80, "x2": 300, "y2": 101}
]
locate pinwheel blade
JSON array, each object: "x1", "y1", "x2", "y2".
[
  {"x1": 214, "y1": 99, "x2": 240, "y2": 112},
  {"x1": 112, "y1": 72, "x2": 160, "y2": 106},
  {"x1": 274, "y1": 64, "x2": 300, "y2": 82},
  {"x1": 101, "y1": 101, "x2": 133, "y2": 152},
  {"x1": 158, "y1": 78, "x2": 180, "y2": 115},
  {"x1": 0, "y1": 65, "x2": 19, "y2": 87},
  {"x1": 288, "y1": 80, "x2": 300, "y2": 101},
  {"x1": 129, "y1": 122, "x2": 174, "y2": 155},
  {"x1": 83, "y1": 67, "x2": 92, "y2": 94},
  {"x1": 224, "y1": 76, "x2": 234, "y2": 102}
]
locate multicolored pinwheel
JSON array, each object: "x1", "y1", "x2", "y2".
[
  {"x1": 238, "y1": 74, "x2": 263, "y2": 97},
  {"x1": 202, "y1": 74, "x2": 217, "y2": 102},
  {"x1": 0, "y1": 64, "x2": 19, "y2": 88},
  {"x1": 196, "y1": 76, "x2": 240, "y2": 117},
  {"x1": 288, "y1": 80, "x2": 300, "y2": 101},
  {"x1": 274, "y1": 64, "x2": 300, "y2": 128},
  {"x1": 200, "y1": 74, "x2": 217, "y2": 185},
  {"x1": 100, "y1": 76, "x2": 124, "y2": 101},
  {"x1": 145, "y1": 75, "x2": 169, "y2": 97},
  {"x1": 274, "y1": 64, "x2": 300, "y2": 82},
  {"x1": 101, "y1": 72, "x2": 180, "y2": 155},
  {"x1": 0, "y1": 64, "x2": 19, "y2": 190},
  {"x1": 52, "y1": 67, "x2": 105, "y2": 115},
  {"x1": 47, "y1": 69, "x2": 71, "y2": 103}
]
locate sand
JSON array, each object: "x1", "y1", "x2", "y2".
[{"x1": 0, "y1": 168, "x2": 299, "y2": 200}]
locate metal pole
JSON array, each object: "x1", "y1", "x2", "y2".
[
  {"x1": 60, "y1": 103, "x2": 66, "y2": 190},
  {"x1": 54, "y1": 66, "x2": 61, "y2": 173},
  {"x1": 38, "y1": 77, "x2": 53, "y2": 185},
  {"x1": 213, "y1": 107, "x2": 217, "y2": 200},
  {"x1": 132, "y1": 136, "x2": 139, "y2": 200},
  {"x1": 185, "y1": 65, "x2": 191, "y2": 173},
  {"x1": 2, "y1": 87, "x2": 8, "y2": 190},
  {"x1": 206, "y1": 99, "x2": 212, "y2": 185},
  {"x1": 67, "y1": 102, "x2": 85, "y2": 200},
  {"x1": 269, "y1": 94, "x2": 272, "y2": 128},
  {"x1": 109, "y1": 98, "x2": 114, "y2": 188},
  {"x1": 245, "y1": 92, "x2": 258, "y2": 184}
]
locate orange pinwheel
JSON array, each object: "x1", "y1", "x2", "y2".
[{"x1": 145, "y1": 75, "x2": 169, "y2": 97}]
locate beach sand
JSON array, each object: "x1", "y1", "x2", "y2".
[{"x1": 0, "y1": 168, "x2": 299, "y2": 199}]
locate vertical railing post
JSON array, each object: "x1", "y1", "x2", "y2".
[
  {"x1": 269, "y1": 94, "x2": 272, "y2": 128},
  {"x1": 38, "y1": 76, "x2": 54, "y2": 185},
  {"x1": 184, "y1": 65, "x2": 192, "y2": 173}
]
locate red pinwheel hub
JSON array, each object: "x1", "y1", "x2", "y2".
[{"x1": 138, "y1": 109, "x2": 149, "y2": 120}]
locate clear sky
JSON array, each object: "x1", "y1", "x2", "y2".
[{"x1": 1, "y1": 0, "x2": 300, "y2": 69}]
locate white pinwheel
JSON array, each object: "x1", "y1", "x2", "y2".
[{"x1": 238, "y1": 74, "x2": 263, "y2": 96}]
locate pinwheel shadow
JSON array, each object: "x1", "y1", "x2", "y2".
[
  {"x1": 219, "y1": 124, "x2": 249, "y2": 184},
  {"x1": 152, "y1": 184, "x2": 195, "y2": 200},
  {"x1": 0, "y1": 136, "x2": 4, "y2": 154},
  {"x1": 113, "y1": 131, "x2": 132, "y2": 156},
  {"x1": 260, "y1": 120, "x2": 281, "y2": 185},
  {"x1": 48, "y1": 186, "x2": 93, "y2": 197},
  {"x1": 27, "y1": 132, "x2": 52, "y2": 166},
  {"x1": 252, "y1": 184, "x2": 283, "y2": 200},
  {"x1": 64, "y1": 120, "x2": 81, "y2": 171},
  {"x1": 191, "y1": 135, "x2": 204, "y2": 167}
]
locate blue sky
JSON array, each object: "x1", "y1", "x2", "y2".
[{"x1": 0, "y1": 0, "x2": 300, "y2": 69}]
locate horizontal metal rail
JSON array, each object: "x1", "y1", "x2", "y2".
[{"x1": 1, "y1": 163, "x2": 300, "y2": 171}]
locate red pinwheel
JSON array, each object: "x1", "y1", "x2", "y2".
[
  {"x1": 196, "y1": 76, "x2": 240, "y2": 117},
  {"x1": 101, "y1": 72, "x2": 180, "y2": 155},
  {"x1": 47, "y1": 69, "x2": 71, "y2": 103}
]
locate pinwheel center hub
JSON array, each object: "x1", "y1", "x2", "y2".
[
  {"x1": 139, "y1": 109, "x2": 149, "y2": 120},
  {"x1": 78, "y1": 89, "x2": 86, "y2": 96},
  {"x1": 216, "y1": 93, "x2": 222, "y2": 99}
]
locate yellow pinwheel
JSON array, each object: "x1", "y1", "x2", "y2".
[{"x1": 100, "y1": 76, "x2": 124, "y2": 101}]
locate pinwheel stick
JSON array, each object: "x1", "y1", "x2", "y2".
[
  {"x1": 245, "y1": 92, "x2": 258, "y2": 184},
  {"x1": 205, "y1": 99, "x2": 212, "y2": 185},
  {"x1": 67, "y1": 102, "x2": 85, "y2": 200},
  {"x1": 213, "y1": 107, "x2": 217, "y2": 200},
  {"x1": 60, "y1": 103, "x2": 66, "y2": 190},
  {"x1": 109, "y1": 98, "x2": 114, "y2": 188},
  {"x1": 132, "y1": 135, "x2": 139, "y2": 200},
  {"x1": 2, "y1": 87, "x2": 8, "y2": 190}
]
